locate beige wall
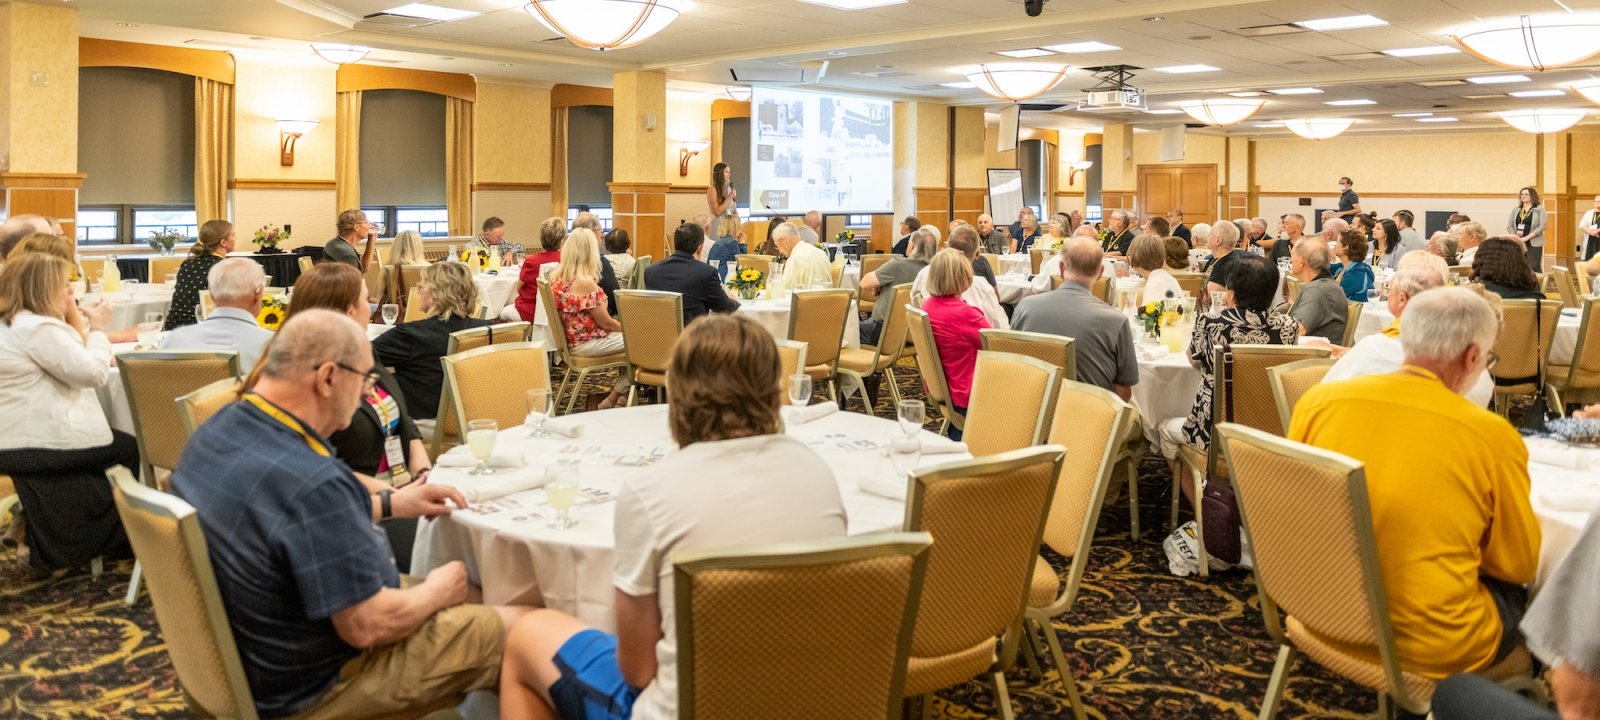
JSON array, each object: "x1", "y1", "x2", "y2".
[
  {"x1": 474, "y1": 82, "x2": 551, "y2": 184},
  {"x1": 951, "y1": 106, "x2": 985, "y2": 189},
  {"x1": 233, "y1": 58, "x2": 335, "y2": 181},
  {"x1": 1253, "y1": 131, "x2": 1536, "y2": 194},
  {"x1": 663, "y1": 93, "x2": 712, "y2": 187},
  {"x1": 611, "y1": 70, "x2": 666, "y2": 184},
  {"x1": 473, "y1": 189, "x2": 552, "y2": 245},
  {"x1": 1, "y1": 2, "x2": 78, "y2": 173},
  {"x1": 913, "y1": 101, "x2": 948, "y2": 188},
  {"x1": 230, "y1": 187, "x2": 335, "y2": 249}
]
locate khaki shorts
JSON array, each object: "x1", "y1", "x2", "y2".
[{"x1": 289, "y1": 604, "x2": 504, "y2": 720}]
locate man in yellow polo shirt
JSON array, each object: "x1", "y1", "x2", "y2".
[{"x1": 1289, "y1": 287, "x2": 1540, "y2": 679}]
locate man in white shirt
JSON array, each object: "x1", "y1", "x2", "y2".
[
  {"x1": 772, "y1": 222, "x2": 831, "y2": 289},
  {"x1": 1323, "y1": 268, "x2": 1493, "y2": 407},
  {"x1": 1453, "y1": 221, "x2": 1487, "y2": 266},
  {"x1": 497, "y1": 314, "x2": 847, "y2": 720},
  {"x1": 802, "y1": 209, "x2": 822, "y2": 237},
  {"x1": 913, "y1": 225, "x2": 1008, "y2": 329},
  {"x1": 160, "y1": 258, "x2": 275, "y2": 370}
]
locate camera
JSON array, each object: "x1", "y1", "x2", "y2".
[{"x1": 1025, "y1": 0, "x2": 1046, "y2": 16}]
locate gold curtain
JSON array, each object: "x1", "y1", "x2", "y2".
[
  {"x1": 1043, "y1": 141, "x2": 1058, "y2": 214},
  {"x1": 710, "y1": 118, "x2": 724, "y2": 170},
  {"x1": 193, "y1": 77, "x2": 232, "y2": 223},
  {"x1": 550, "y1": 107, "x2": 569, "y2": 217},
  {"x1": 336, "y1": 90, "x2": 362, "y2": 212},
  {"x1": 445, "y1": 97, "x2": 473, "y2": 237}
]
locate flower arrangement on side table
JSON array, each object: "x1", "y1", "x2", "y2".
[
  {"x1": 253, "y1": 225, "x2": 290, "y2": 254},
  {"x1": 834, "y1": 228, "x2": 854, "y2": 246},
  {"x1": 147, "y1": 228, "x2": 183, "y2": 256},
  {"x1": 257, "y1": 295, "x2": 288, "y2": 330},
  {"x1": 726, "y1": 266, "x2": 766, "y2": 300}
]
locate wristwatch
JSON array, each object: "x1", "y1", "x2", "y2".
[{"x1": 379, "y1": 490, "x2": 393, "y2": 520}]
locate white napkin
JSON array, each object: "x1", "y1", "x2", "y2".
[
  {"x1": 785, "y1": 401, "x2": 839, "y2": 425},
  {"x1": 436, "y1": 447, "x2": 527, "y2": 468},
  {"x1": 525, "y1": 413, "x2": 584, "y2": 438},
  {"x1": 857, "y1": 475, "x2": 909, "y2": 501},
  {"x1": 1527, "y1": 439, "x2": 1600, "y2": 471},
  {"x1": 1540, "y1": 486, "x2": 1600, "y2": 512},
  {"x1": 1138, "y1": 344, "x2": 1170, "y2": 361},
  {"x1": 920, "y1": 437, "x2": 968, "y2": 455},
  {"x1": 458, "y1": 470, "x2": 550, "y2": 504}
]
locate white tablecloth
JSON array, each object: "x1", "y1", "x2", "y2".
[
  {"x1": 412, "y1": 405, "x2": 963, "y2": 631},
  {"x1": 996, "y1": 275, "x2": 1032, "y2": 305},
  {"x1": 83, "y1": 285, "x2": 174, "y2": 331},
  {"x1": 474, "y1": 273, "x2": 520, "y2": 319},
  {"x1": 738, "y1": 295, "x2": 861, "y2": 349},
  {"x1": 841, "y1": 265, "x2": 861, "y2": 292},
  {"x1": 998, "y1": 253, "x2": 1031, "y2": 276},
  {"x1": 1132, "y1": 344, "x2": 1203, "y2": 446},
  {"x1": 1524, "y1": 438, "x2": 1600, "y2": 589},
  {"x1": 1352, "y1": 302, "x2": 1582, "y2": 364}
]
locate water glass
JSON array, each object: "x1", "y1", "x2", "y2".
[
  {"x1": 136, "y1": 321, "x2": 162, "y2": 348},
  {"x1": 381, "y1": 303, "x2": 399, "y2": 326},
  {"x1": 889, "y1": 437, "x2": 922, "y2": 482},
  {"x1": 163, "y1": 273, "x2": 177, "y2": 286},
  {"x1": 1209, "y1": 291, "x2": 1226, "y2": 316},
  {"x1": 1366, "y1": 287, "x2": 1379, "y2": 304},
  {"x1": 526, "y1": 388, "x2": 553, "y2": 438},
  {"x1": 466, "y1": 419, "x2": 498, "y2": 476},
  {"x1": 545, "y1": 463, "x2": 579, "y2": 529},
  {"x1": 788, "y1": 375, "x2": 812, "y2": 408},
  {"x1": 897, "y1": 399, "x2": 925, "y2": 441},
  {"x1": 144, "y1": 311, "x2": 165, "y2": 326}
]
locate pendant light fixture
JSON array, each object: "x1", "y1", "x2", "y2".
[
  {"x1": 1177, "y1": 98, "x2": 1265, "y2": 126},
  {"x1": 1281, "y1": 118, "x2": 1355, "y2": 140},
  {"x1": 960, "y1": 63, "x2": 1071, "y2": 102},
  {"x1": 524, "y1": 0, "x2": 686, "y2": 51},
  {"x1": 1451, "y1": 13, "x2": 1600, "y2": 70}
]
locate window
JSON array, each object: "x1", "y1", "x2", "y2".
[
  {"x1": 77, "y1": 67, "x2": 195, "y2": 245},
  {"x1": 567, "y1": 206, "x2": 613, "y2": 231},
  {"x1": 76, "y1": 208, "x2": 121, "y2": 244},
  {"x1": 360, "y1": 90, "x2": 446, "y2": 225},
  {"x1": 567, "y1": 106, "x2": 615, "y2": 207},
  {"x1": 1085, "y1": 205, "x2": 1104, "y2": 223},
  {"x1": 362, "y1": 206, "x2": 449, "y2": 238},
  {"x1": 75, "y1": 206, "x2": 197, "y2": 246}
]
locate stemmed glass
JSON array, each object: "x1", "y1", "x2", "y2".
[
  {"x1": 788, "y1": 375, "x2": 812, "y2": 409},
  {"x1": 381, "y1": 303, "x2": 399, "y2": 326},
  {"x1": 897, "y1": 399, "x2": 925, "y2": 440},
  {"x1": 891, "y1": 400, "x2": 925, "y2": 482},
  {"x1": 545, "y1": 463, "x2": 579, "y2": 529},
  {"x1": 526, "y1": 388, "x2": 553, "y2": 438},
  {"x1": 466, "y1": 419, "x2": 497, "y2": 476}
]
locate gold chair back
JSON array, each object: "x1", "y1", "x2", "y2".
[
  {"x1": 860, "y1": 253, "x2": 894, "y2": 302},
  {"x1": 1172, "y1": 271, "x2": 1207, "y2": 298},
  {"x1": 150, "y1": 257, "x2": 185, "y2": 282},
  {"x1": 1342, "y1": 302, "x2": 1363, "y2": 346},
  {"x1": 631, "y1": 255, "x2": 652, "y2": 290},
  {"x1": 445, "y1": 321, "x2": 533, "y2": 355},
  {"x1": 433, "y1": 322, "x2": 534, "y2": 455},
  {"x1": 870, "y1": 283, "x2": 913, "y2": 360},
  {"x1": 980, "y1": 329, "x2": 1075, "y2": 382},
  {"x1": 442, "y1": 342, "x2": 551, "y2": 438},
  {"x1": 198, "y1": 290, "x2": 216, "y2": 320},
  {"x1": 403, "y1": 288, "x2": 426, "y2": 323},
  {"x1": 775, "y1": 339, "x2": 808, "y2": 398},
  {"x1": 1089, "y1": 275, "x2": 1116, "y2": 303},
  {"x1": 906, "y1": 308, "x2": 962, "y2": 432},
  {"x1": 108, "y1": 466, "x2": 260, "y2": 720},
  {"x1": 616, "y1": 290, "x2": 684, "y2": 391},
  {"x1": 1283, "y1": 276, "x2": 1303, "y2": 308},
  {"x1": 786, "y1": 289, "x2": 853, "y2": 373},
  {"x1": 364, "y1": 256, "x2": 386, "y2": 306},
  {"x1": 673, "y1": 533, "x2": 933, "y2": 720},
  {"x1": 298, "y1": 255, "x2": 314, "y2": 274},
  {"x1": 1028, "y1": 248, "x2": 1047, "y2": 276},
  {"x1": 901, "y1": 446, "x2": 1065, "y2": 703},
  {"x1": 1447, "y1": 264, "x2": 1473, "y2": 279},
  {"x1": 981, "y1": 253, "x2": 1001, "y2": 277},
  {"x1": 1550, "y1": 296, "x2": 1600, "y2": 411},
  {"x1": 118, "y1": 351, "x2": 241, "y2": 486},
  {"x1": 1551, "y1": 266, "x2": 1580, "y2": 309},
  {"x1": 176, "y1": 378, "x2": 241, "y2": 438},
  {"x1": 1490, "y1": 298, "x2": 1561, "y2": 397},
  {"x1": 81, "y1": 258, "x2": 106, "y2": 285},
  {"x1": 1040, "y1": 382, "x2": 1130, "y2": 568},
  {"x1": 1577, "y1": 265, "x2": 1592, "y2": 296},
  {"x1": 1265, "y1": 358, "x2": 1336, "y2": 434},
  {"x1": 963, "y1": 350, "x2": 1060, "y2": 457},
  {"x1": 735, "y1": 254, "x2": 774, "y2": 277},
  {"x1": 1217, "y1": 344, "x2": 1332, "y2": 436},
  {"x1": 829, "y1": 263, "x2": 844, "y2": 289},
  {"x1": 383, "y1": 264, "x2": 426, "y2": 304}
]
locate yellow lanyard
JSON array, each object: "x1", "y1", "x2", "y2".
[
  {"x1": 1520, "y1": 206, "x2": 1532, "y2": 225},
  {"x1": 242, "y1": 393, "x2": 331, "y2": 458}
]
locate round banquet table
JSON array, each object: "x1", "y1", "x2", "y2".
[
  {"x1": 82, "y1": 284, "x2": 175, "y2": 331},
  {"x1": 1525, "y1": 438, "x2": 1600, "y2": 590},
  {"x1": 998, "y1": 253, "x2": 1031, "y2": 276},
  {"x1": 737, "y1": 295, "x2": 861, "y2": 349},
  {"x1": 474, "y1": 272, "x2": 519, "y2": 319},
  {"x1": 411, "y1": 404, "x2": 967, "y2": 631}
]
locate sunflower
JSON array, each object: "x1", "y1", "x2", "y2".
[
  {"x1": 257, "y1": 307, "x2": 284, "y2": 330},
  {"x1": 739, "y1": 268, "x2": 759, "y2": 283}
]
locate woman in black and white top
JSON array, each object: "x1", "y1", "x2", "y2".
[
  {"x1": 1507, "y1": 186, "x2": 1547, "y2": 271},
  {"x1": 163, "y1": 219, "x2": 235, "y2": 330}
]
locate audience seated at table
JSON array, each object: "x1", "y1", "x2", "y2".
[
  {"x1": 373, "y1": 261, "x2": 491, "y2": 420},
  {"x1": 277, "y1": 262, "x2": 432, "y2": 571},
  {"x1": 1429, "y1": 231, "x2": 1461, "y2": 266},
  {"x1": 1332, "y1": 228, "x2": 1375, "y2": 302},
  {"x1": 1290, "y1": 287, "x2": 1539, "y2": 680},
  {"x1": 1474, "y1": 236, "x2": 1546, "y2": 301},
  {"x1": 920, "y1": 249, "x2": 989, "y2": 441},
  {"x1": 1204, "y1": 220, "x2": 1244, "y2": 296},
  {"x1": 463, "y1": 216, "x2": 522, "y2": 266},
  {"x1": 1009, "y1": 208, "x2": 1041, "y2": 254},
  {"x1": 513, "y1": 217, "x2": 568, "y2": 322},
  {"x1": 860, "y1": 226, "x2": 936, "y2": 345},
  {"x1": 1159, "y1": 253, "x2": 1298, "y2": 457},
  {"x1": 0, "y1": 213, "x2": 56, "y2": 262},
  {"x1": 645, "y1": 222, "x2": 740, "y2": 325},
  {"x1": 1272, "y1": 214, "x2": 1307, "y2": 266},
  {"x1": 708, "y1": 216, "x2": 744, "y2": 282},
  {"x1": 913, "y1": 225, "x2": 1007, "y2": 329},
  {"x1": 1454, "y1": 221, "x2": 1488, "y2": 266},
  {"x1": 1013, "y1": 237, "x2": 1138, "y2": 403},
  {"x1": 1036, "y1": 212, "x2": 1070, "y2": 252},
  {"x1": 892, "y1": 215, "x2": 921, "y2": 256},
  {"x1": 1129, "y1": 233, "x2": 1182, "y2": 305},
  {"x1": 1288, "y1": 238, "x2": 1348, "y2": 342},
  {"x1": 161, "y1": 219, "x2": 235, "y2": 331},
  {"x1": 498, "y1": 312, "x2": 848, "y2": 720},
  {"x1": 381, "y1": 229, "x2": 430, "y2": 304},
  {"x1": 1239, "y1": 217, "x2": 1271, "y2": 253},
  {"x1": 977, "y1": 213, "x2": 1008, "y2": 255},
  {"x1": 944, "y1": 220, "x2": 997, "y2": 289},
  {"x1": 1163, "y1": 235, "x2": 1191, "y2": 272},
  {"x1": 756, "y1": 215, "x2": 785, "y2": 257},
  {"x1": 604, "y1": 228, "x2": 636, "y2": 283},
  {"x1": 0, "y1": 253, "x2": 133, "y2": 570},
  {"x1": 1103, "y1": 210, "x2": 1136, "y2": 257},
  {"x1": 10, "y1": 232, "x2": 89, "y2": 295},
  {"x1": 323, "y1": 208, "x2": 377, "y2": 272},
  {"x1": 770, "y1": 221, "x2": 831, "y2": 290},
  {"x1": 173, "y1": 308, "x2": 527, "y2": 719},
  {"x1": 1323, "y1": 268, "x2": 1495, "y2": 408},
  {"x1": 160, "y1": 257, "x2": 273, "y2": 371},
  {"x1": 553, "y1": 228, "x2": 630, "y2": 410}
]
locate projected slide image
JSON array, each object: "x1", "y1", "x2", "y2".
[
  {"x1": 820, "y1": 99, "x2": 890, "y2": 146},
  {"x1": 750, "y1": 87, "x2": 893, "y2": 214},
  {"x1": 757, "y1": 99, "x2": 804, "y2": 138},
  {"x1": 774, "y1": 146, "x2": 804, "y2": 178}
]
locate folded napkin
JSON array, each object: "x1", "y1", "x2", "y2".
[
  {"x1": 1138, "y1": 345, "x2": 1170, "y2": 361},
  {"x1": 785, "y1": 401, "x2": 839, "y2": 425},
  {"x1": 458, "y1": 470, "x2": 550, "y2": 504},
  {"x1": 524, "y1": 413, "x2": 584, "y2": 438},
  {"x1": 436, "y1": 447, "x2": 527, "y2": 469},
  {"x1": 857, "y1": 475, "x2": 909, "y2": 501},
  {"x1": 1527, "y1": 439, "x2": 1600, "y2": 471},
  {"x1": 1539, "y1": 486, "x2": 1600, "y2": 512},
  {"x1": 919, "y1": 437, "x2": 969, "y2": 455}
]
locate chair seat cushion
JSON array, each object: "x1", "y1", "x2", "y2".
[
  {"x1": 568, "y1": 351, "x2": 626, "y2": 369},
  {"x1": 1030, "y1": 555, "x2": 1060, "y2": 608},
  {"x1": 634, "y1": 369, "x2": 666, "y2": 386},
  {"x1": 1286, "y1": 616, "x2": 1435, "y2": 702},
  {"x1": 903, "y1": 642, "x2": 997, "y2": 697},
  {"x1": 837, "y1": 347, "x2": 882, "y2": 373}
]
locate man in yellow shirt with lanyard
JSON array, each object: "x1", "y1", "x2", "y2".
[{"x1": 1290, "y1": 287, "x2": 1541, "y2": 679}]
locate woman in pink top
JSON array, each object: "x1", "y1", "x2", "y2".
[
  {"x1": 920, "y1": 249, "x2": 989, "y2": 440},
  {"x1": 550, "y1": 228, "x2": 630, "y2": 409}
]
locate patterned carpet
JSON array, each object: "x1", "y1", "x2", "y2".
[{"x1": 0, "y1": 359, "x2": 1380, "y2": 719}]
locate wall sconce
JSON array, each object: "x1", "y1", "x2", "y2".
[
  {"x1": 277, "y1": 119, "x2": 319, "y2": 166},
  {"x1": 678, "y1": 140, "x2": 710, "y2": 176},
  {"x1": 1068, "y1": 160, "x2": 1094, "y2": 185}
]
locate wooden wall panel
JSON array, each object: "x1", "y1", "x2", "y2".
[
  {"x1": 609, "y1": 183, "x2": 670, "y2": 260},
  {"x1": 952, "y1": 187, "x2": 985, "y2": 230},
  {"x1": 914, "y1": 187, "x2": 950, "y2": 238},
  {"x1": 1135, "y1": 164, "x2": 1217, "y2": 225},
  {"x1": 871, "y1": 215, "x2": 895, "y2": 253},
  {"x1": 337, "y1": 64, "x2": 475, "y2": 102}
]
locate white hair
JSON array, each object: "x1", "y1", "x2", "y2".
[
  {"x1": 1398, "y1": 251, "x2": 1449, "y2": 286},
  {"x1": 1208, "y1": 219, "x2": 1239, "y2": 247},
  {"x1": 206, "y1": 257, "x2": 267, "y2": 304},
  {"x1": 1399, "y1": 287, "x2": 1498, "y2": 363},
  {"x1": 910, "y1": 226, "x2": 940, "y2": 260},
  {"x1": 772, "y1": 222, "x2": 800, "y2": 243},
  {"x1": 1388, "y1": 268, "x2": 1442, "y2": 301},
  {"x1": 1292, "y1": 238, "x2": 1331, "y2": 272},
  {"x1": 1191, "y1": 222, "x2": 1211, "y2": 245}
]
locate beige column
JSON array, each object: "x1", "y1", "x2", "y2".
[
  {"x1": 1225, "y1": 136, "x2": 1252, "y2": 222},
  {"x1": 0, "y1": 2, "x2": 82, "y2": 234},
  {"x1": 1540, "y1": 132, "x2": 1574, "y2": 269},
  {"x1": 1100, "y1": 123, "x2": 1135, "y2": 217},
  {"x1": 951, "y1": 106, "x2": 986, "y2": 229},
  {"x1": 609, "y1": 70, "x2": 670, "y2": 260},
  {"x1": 911, "y1": 102, "x2": 951, "y2": 236}
]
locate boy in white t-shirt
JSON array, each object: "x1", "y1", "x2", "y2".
[{"x1": 499, "y1": 313, "x2": 848, "y2": 720}]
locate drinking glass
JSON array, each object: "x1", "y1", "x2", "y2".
[
  {"x1": 525, "y1": 388, "x2": 553, "y2": 438},
  {"x1": 788, "y1": 375, "x2": 812, "y2": 408},
  {"x1": 136, "y1": 321, "x2": 162, "y2": 348},
  {"x1": 1366, "y1": 287, "x2": 1379, "y2": 304},
  {"x1": 897, "y1": 399, "x2": 925, "y2": 441},
  {"x1": 545, "y1": 463, "x2": 579, "y2": 529},
  {"x1": 889, "y1": 437, "x2": 922, "y2": 482},
  {"x1": 144, "y1": 311, "x2": 165, "y2": 326},
  {"x1": 1209, "y1": 291, "x2": 1226, "y2": 316},
  {"x1": 163, "y1": 273, "x2": 177, "y2": 286},
  {"x1": 381, "y1": 303, "x2": 399, "y2": 326},
  {"x1": 466, "y1": 419, "x2": 498, "y2": 476},
  {"x1": 122, "y1": 278, "x2": 140, "y2": 300}
]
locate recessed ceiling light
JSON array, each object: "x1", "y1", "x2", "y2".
[
  {"x1": 1324, "y1": 99, "x2": 1377, "y2": 106},
  {"x1": 996, "y1": 48, "x2": 1055, "y2": 58},
  {"x1": 1228, "y1": 91, "x2": 1264, "y2": 97},
  {"x1": 1294, "y1": 14, "x2": 1388, "y2": 31},
  {"x1": 438, "y1": 56, "x2": 455, "y2": 61},
  {"x1": 1463, "y1": 94, "x2": 1506, "y2": 100},
  {"x1": 1145, "y1": 109, "x2": 1183, "y2": 115},
  {"x1": 667, "y1": 67, "x2": 688, "y2": 72},
  {"x1": 1467, "y1": 74, "x2": 1531, "y2": 84},
  {"x1": 799, "y1": 0, "x2": 907, "y2": 8},
  {"x1": 1392, "y1": 112, "x2": 1434, "y2": 117},
  {"x1": 1417, "y1": 116, "x2": 1459, "y2": 122},
  {"x1": 1155, "y1": 64, "x2": 1220, "y2": 74},
  {"x1": 1042, "y1": 41, "x2": 1119, "y2": 53},
  {"x1": 116, "y1": 22, "x2": 139, "y2": 27},
  {"x1": 1510, "y1": 89, "x2": 1566, "y2": 98},
  {"x1": 1268, "y1": 87, "x2": 1322, "y2": 95},
  {"x1": 827, "y1": 50, "x2": 848, "y2": 56},
  {"x1": 1143, "y1": 16, "x2": 1164, "y2": 22},
  {"x1": 1382, "y1": 46, "x2": 1461, "y2": 57},
  {"x1": 1416, "y1": 79, "x2": 1467, "y2": 87},
  {"x1": 940, "y1": 81, "x2": 976, "y2": 89},
  {"x1": 498, "y1": 63, "x2": 515, "y2": 67},
  {"x1": 382, "y1": 3, "x2": 479, "y2": 21},
  {"x1": 1254, "y1": 122, "x2": 1285, "y2": 128},
  {"x1": 249, "y1": 36, "x2": 269, "y2": 40}
]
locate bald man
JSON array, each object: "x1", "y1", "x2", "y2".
[
  {"x1": 1012, "y1": 237, "x2": 1138, "y2": 401},
  {"x1": 802, "y1": 210, "x2": 822, "y2": 236},
  {"x1": 1290, "y1": 238, "x2": 1348, "y2": 341},
  {"x1": 976, "y1": 214, "x2": 1008, "y2": 255}
]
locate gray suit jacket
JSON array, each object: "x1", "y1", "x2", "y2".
[{"x1": 159, "y1": 307, "x2": 274, "y2": 372}]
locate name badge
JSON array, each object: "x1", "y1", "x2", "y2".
[{"x1": 385, "y1": 435, "x2": 411, "y2": 487}]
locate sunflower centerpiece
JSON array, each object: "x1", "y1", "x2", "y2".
[
  {"x1": 726, "y1": 266, "x2": 765, "y2": 301},
  {"x1": 461, "y1": 246, "x2": 493, "y2": 273},
  {"x1": 257, "y1": 295, "x2": 288, "y2": 330}
]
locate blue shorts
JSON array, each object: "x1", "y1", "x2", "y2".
[{"x1": 550, "y1": 629, "x2": 639, "y2": 720}]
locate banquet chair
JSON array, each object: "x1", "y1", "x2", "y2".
[
  {"x1": 441, "y1": 342, "x2": 551, "y2": 441},
  {"x1": 828, "y1": 263, "x2": 844, "y2": 288},
  {"x1": 176, "y1": 378, "x2": 242, "y2": 438},
  {"x1": 1172, "y1": 344, "x2": 1329, "y2": 577},
  {"x1": 963, "y1": 351, "x2": 1060, "y2": 458},
  {"x1": 196, "y1": 290, "x2": 216, "y2": 320},
  {"x1": 1049, "y1": 275, "x2": 1064, "y2": 291},
  {"x1": 404, "y1": 288, "x2": 427, "y2": 323},
  {"x1": 786, "y1": 288, "x2": 853, "y2": 404},
  {"x1": 615, "y1": 290, "x2": 684, "y2": 406},
  {"x1": 906, "y1": 308, "x2": 964, "y2": 435},
  {"x1": 859, "y1": 253, "x2": 894, "y2": 303},
  {"x1": 1577, "y1": 265, "x2": 1592, "y2": 296},
  {"x1": 981, "y1": 253, "x2": 1001, "y2": 277},
  {"x1": 901, "y1": 446, "x2": 1065, "y2": 720},
  {"x1": 108, "y1": 466, "x2": 261, "y2": 720},
  {"x1": 1173, "y1": 271, "x2": 1207, "y2": 298},
  {"x1": 1546, "y1": 296, "x2": 1600, "y2": 415},
  {"x1": 1216, "y1": 425, "x2": 1536, "y2": 719},
  {"x1": 1283, "y1": 276, "x2": 1303, "y2": 310},
  {"x1": 1266, "y1": 358, "x2": 1336, "y2": 432},
  {"x1": 837, "y1": 283, "x2": 912, "y2": 412},
  {"x1": 672, "y1": 532, "x2": 933, "y2": 720},
  {"x1": 1489, "y1": 299, "x2": 1561, "y2": 416},
  {"x1": 1029, "y1": 248, "x2": 1048, "y2": 276},
  {"x1": 364, "y1": 258, "x2": 386, "y2": 305},
  {"x1": 1448, "y1": 264, "x2": 1473, "y2": 279},
  {"x1": 1089, "y1": 275, "x2": 1115, "y2": 304},
  {"x1": 80, "y1": 258, "x2": 105, "y2": 286},
  {"x1": 1024, "y1": 382, "x2": 1134, "y2": 720},
  {"x1": 119, "y1": 351, "x2": 242, "y2": 490},
  {"x1": 1342, "y1": 302, "x2": 1364, "y2": 347},
  {"x1": 735, "y1": 254, "x2": 774, "y2": 277},
  {"x1": 150, "y1": 257, "x2": 184, "y2": 282},
  {"x1": 298, "y1": 255, "x2": 314, "y2": 274},
  {"x1": 629, "y1": 255, "x2": 652, "y2": 290},
  {"x1": 775, "y1": 340, "x2": 808, "y2": 399},
  {"x1": 538, "y1": 278, "x2": 628, "y2": 415},
  {"x1": 430, "y1": 322, "x2": 535, "y2": 457},
  {"x1": 1550, "y1": 266, "x2": 1580, "y2": 309}
]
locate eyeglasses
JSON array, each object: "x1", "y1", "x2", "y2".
[
  {"x1": 1485, "y1": 350, "x2": 1500, "y2": 371},
  {"x1": 335, "y1": 363, "x2": 382, "y2": 389}
]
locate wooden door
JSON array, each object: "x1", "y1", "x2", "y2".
[{"x1": 1137, "y1": 164, "x2": 1218, "y2": 227}]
